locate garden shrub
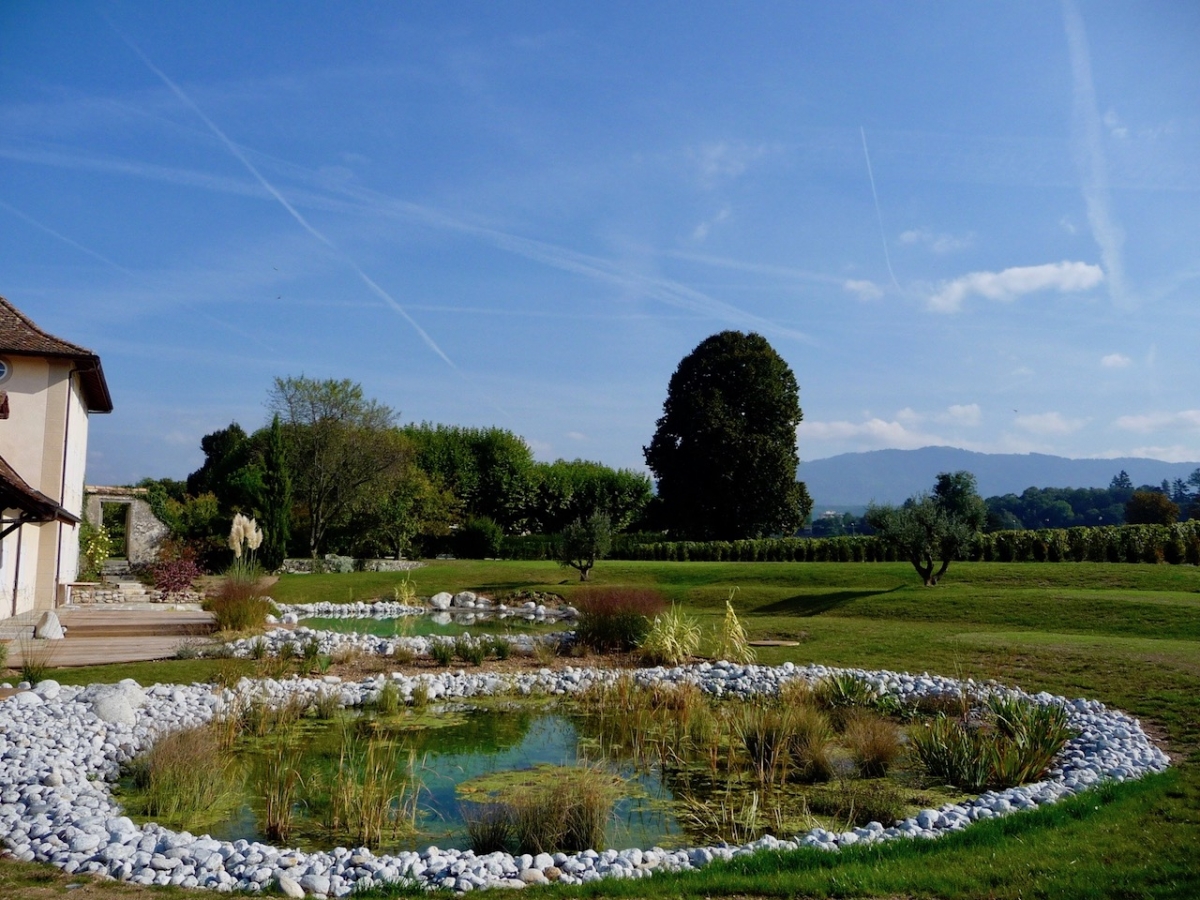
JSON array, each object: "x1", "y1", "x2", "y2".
[
  {"x1": 573, "y1": 588, "x2": 666, "y2": 654},
  {"x1": 457, "y1": 517, "x2": 504, "y2": 559}
]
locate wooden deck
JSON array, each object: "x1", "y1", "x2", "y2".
[{"x1": 2, "y1": 607, "x2": 218, "y2": 669}]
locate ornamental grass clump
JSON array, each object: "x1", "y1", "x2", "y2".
[
  {"x1": 573, "y1": 587, "x2": 666, "y2": 654},
  {"x1": 842, "y1": 710, "x2": 903, "y2": 777},
  {"x1": 713, "y1": 593, "x2": 756, "y2": 665},
  {"x1": 909, "y1": 696, "x2": 1075, "y2": 792},
  {"x1": 205, "y1": 514, "x2": 270, "y2": 632},
  {"x1": 787, "y1": 705, "x2": 837, "y2": 784},
  {"x1": 639, "y1": 605, "x2": 702, "y2": 666}
]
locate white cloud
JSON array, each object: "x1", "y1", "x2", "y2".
[
  {"x1": 799, "y1": 418, "x2": 942, "y2": 450},
  {"x1": 928, "y1": 260, "x2": 1104, "y2": 313},
  {"x1": 1126, "y1": 445, "x2": 1200, "y2": 463},
  {"x1": 898, "y1": 229, "x2": 973, "y2": 253},
  {"x1": 1102, "y1": 109, "x2": 1129, "y2": 139},
  {"x1": 690, "y1": 141, "x2": 776, "y2": 187},
  {"x1": 1114, "y1": 410, "x2": 1200, "y2": 433},
  {"x1": 565, "y1": 431, "x2": 588, "y2": 441},
  {"x1": 1101, "y1": 352, "x2": 1131, "y2": 368},
  {"x1": 691, "y1": 207, "x2": 730, "y2": 242},
  {"x1": 1014, "y1": 412, "x2": 1087, "y2": 435},
  {"x1": 943, "y1": 403, "x2": 982, "y2": 426},
  {"x1": 843, "y1": 279, "x2": 883, "y2": 301},
  {"x1": 894, "y1": 404, "x2": 982, "y2": 427}
]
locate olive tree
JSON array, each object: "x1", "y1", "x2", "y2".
[
  {"x1": 868, "y1": 471, "x2": 987, "y2": 586},
  {"x1": 558, "y1": 512, "x2": 612, "y2": 581}
]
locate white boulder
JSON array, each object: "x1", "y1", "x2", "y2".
[{"x1": 33, "y1": 610, "x2": 64, "y2": 640}]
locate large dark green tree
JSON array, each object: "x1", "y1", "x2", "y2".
[{"x1": 643, "y1": 331, "x2": 812, "y2": 540}]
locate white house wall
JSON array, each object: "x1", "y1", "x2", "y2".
[
  {"x1": 0, "y1": 356, "x2": 89, "y2": 615},
  {"x1": 56, "y1": 377, "x2": 89, "y2": 592}
]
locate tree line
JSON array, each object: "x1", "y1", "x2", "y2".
[{"x1": 140, "y1": 376, "x2": 651, "y2": 570}]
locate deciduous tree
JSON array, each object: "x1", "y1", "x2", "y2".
[
  {"x1": 269, "y1": 376, "x2": 404, "y2": 556},
  {"x1": 868, "y1": 470, "x2": 986, "y2": 586},
  {"x1": 643, "y1": 331, "x2": 812, "y2": 540}
]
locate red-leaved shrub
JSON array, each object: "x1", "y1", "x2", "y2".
[{"x1": 573, "y1": 588, "x2": 667, "y2": 653}]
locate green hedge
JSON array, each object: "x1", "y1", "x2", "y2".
[{"x1": 498, "y1": 523, "x2": 1200, "y2": 565}]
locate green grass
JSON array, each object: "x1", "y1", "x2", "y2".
[{"x1": 11, "y1": 558, "x2": 1200, "y2": 898}]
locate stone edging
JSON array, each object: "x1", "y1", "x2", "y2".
[{"x1": 0, "y1": 663, "x2": 1171, "y2": 896}]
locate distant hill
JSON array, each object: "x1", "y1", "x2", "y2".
[{"x1": 798, "y1": 447, "x2": 1200, "y2": 507}]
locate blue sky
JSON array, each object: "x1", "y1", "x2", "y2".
[{"x1": 2, "y1": 1, "x2": 1198, "y2": 486}]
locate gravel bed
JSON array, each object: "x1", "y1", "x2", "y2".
[{"x1": 0, "y1": 662, "x2": 1170, "y2": 896}]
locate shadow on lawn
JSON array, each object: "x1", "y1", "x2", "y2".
[{"x1": 754, "y1": 587, "x2": 903, "y2": 617}]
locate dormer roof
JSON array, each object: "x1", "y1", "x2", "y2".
[{"x1": 0, "y1": 297, "x2": 112, "y2": 413}]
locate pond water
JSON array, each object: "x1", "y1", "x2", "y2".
[{"x1": 198, "y1": 706, "x2": 686, "y2": 854}]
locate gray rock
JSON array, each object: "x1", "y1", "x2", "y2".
[
  {"x1": 92, "y1": 693, "x2": 136, "y2": 725},
  {"x1": 33, "y1": 610, "x2": 64, "y2": 640},
  {"x1": 277, "y1": 872, "x2": 306, "y2": 897},
  {"x1": 429, "y1": 592, "x2": 453, "y2": 610},
  {"x1": 299, "y1": 873, "x2": 330, "y2": 895},
  {"x1": 452, "y1": 591, "x2": 476, "y2": 608}
]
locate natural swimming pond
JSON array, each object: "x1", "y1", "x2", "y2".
[{"x1": 119, "y1": 676, "x2": 1045, "y2": 857}]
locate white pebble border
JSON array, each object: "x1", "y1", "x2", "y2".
[
  {"x1": 0, "y1": 661, "x2": 1169, "y2": 896},
  {"x1": 220, "y1": 625, "x2": 570, "y2": 660}
]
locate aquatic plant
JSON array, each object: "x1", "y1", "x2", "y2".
[
  {"x1": 259, "y1": 734, "x2": 304, "y2": 842},
  {"x1": 572, "y1": 587, "x2": 665, "y2": 653},
  {"x1": 125, "y1": 724, "x2": 241, "y2": 824}
]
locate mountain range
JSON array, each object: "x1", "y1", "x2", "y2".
[{"x1": 798, "y1": 447, "x2": 1200, "y2": 508}]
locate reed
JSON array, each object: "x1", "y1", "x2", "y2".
[
  {"x1": 125, "y1": 724, "x2": 241, "y2": 823},
  {"x1": 454, "y1": 635, "x2": 488, "y2": 666},
  {"x1": 734, "y1": 703, "x2": 795, "y2": 785},
  {"x1": 259, "y1": 734, "x2": 304, "y2": 842},
  {"x1": 712, "y1": 595, "x2": 756, "y2": 665},
  {"x1": 507, "y1": 764, "x2": 618, "y2": 854},
  {"x1": 808, "y1": 779, "x2": 904, "y2": 828},
  {"x1": 572, "y1": 587, "x2": 665, "y2": 653},
  {"x1": 313, "y1": 688, "x2": 341, "y2": 720},
  {"x1": 462, "y1": 802, "x2": 514, "y2": 854},
  {"x1": 203, "y1": 578, "x2": 271, "y2": 632},
  {"x1": 814, "y1": 672, "x2": 879, "y2": 714},
  {"x1": 674, "y1": 787, "x2": 782, "y2": 845},
  {"x1": 392, "y1": 644, "x2": 417, "y2": 666},
  {"x1": 410, "y1": 679, "x2": 430, "y2": 709},
  {"x1": 325, "y1": 727, "x2": 418, "y2": 846}
]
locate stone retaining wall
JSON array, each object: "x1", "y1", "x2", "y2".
[
  {"x1": 71, "y1": 587, "x2": 204, "y2": 605},
  {"x1": 279, "y1": 557, "x2": 424, "y2": 575}
]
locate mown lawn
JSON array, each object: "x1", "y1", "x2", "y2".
[{"x1": 11, "y1": 559, "x2": 1200, "y2": 899}]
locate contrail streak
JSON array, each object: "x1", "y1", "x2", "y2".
[
  {"x1": 106, "y1": 19, "x2": 458, "y2": 371},
  {"x1": 860, "y1": 127, "x2": 901, "y2": 292},
  {"x1": 1062, "y1": 0, "x2": 1128, "y2": 308},
  {"x1": 0, "y1": 196, "x2": 276, "y2": 352},
  {"x1": 0, "y1": 197, "x2": 137, "y2": 276}
]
